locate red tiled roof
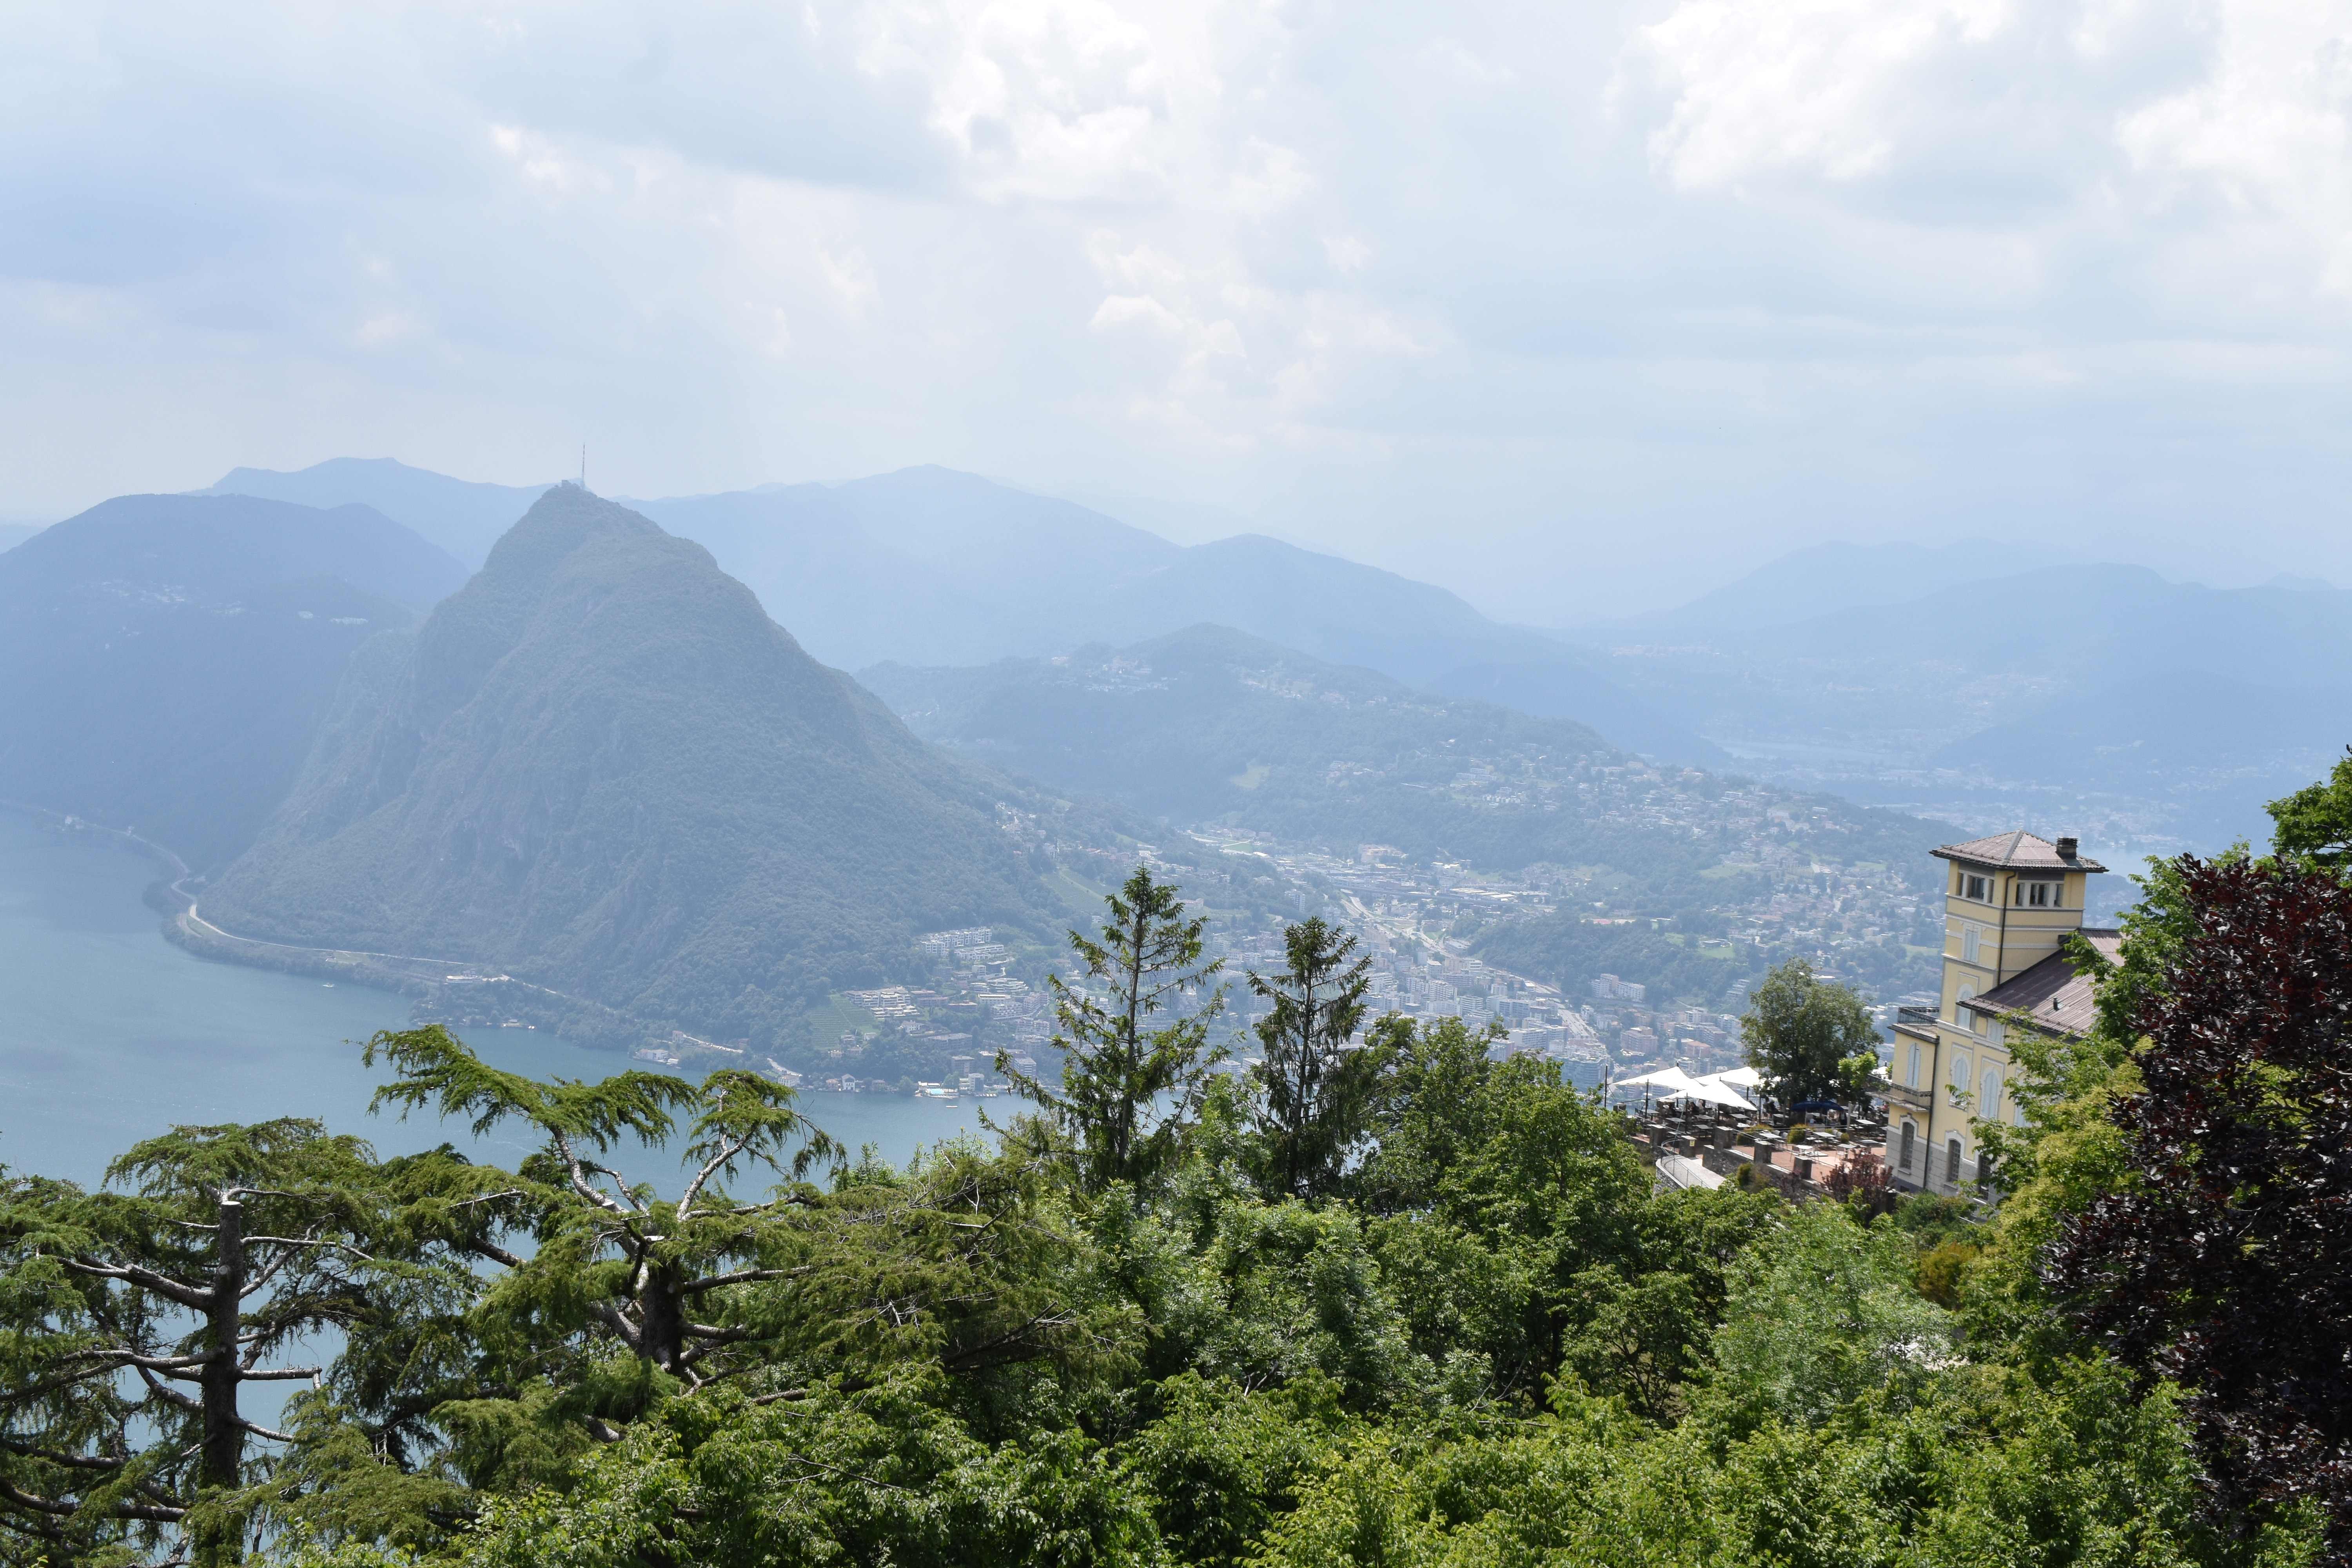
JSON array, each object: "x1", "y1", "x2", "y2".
[
  {"x1": 1961, "y1": 929, "x2": 2122, "y2": 1038},
  {"x1": 1933, "y1": 829, "x2": 2107, "y2": 873}
]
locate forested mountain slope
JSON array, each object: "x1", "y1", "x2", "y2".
[
  {"x1": 206, "y1": 486, "x2": 1058, "y2": 1047},
  {"x1": 0, "y1": 493, "x2": 466, "y2": 868}
]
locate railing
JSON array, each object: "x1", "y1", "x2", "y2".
[{"x1": 1896, "y1": 1005, "x2": 1940, "y2": 1029}]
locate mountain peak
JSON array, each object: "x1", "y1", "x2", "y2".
[
  {"x1": 207, "y1": 492, "x2": 1051, "y2": 1048},
  {"x1": 481, "y1": 483, "x2": 668, "y2": 579}
]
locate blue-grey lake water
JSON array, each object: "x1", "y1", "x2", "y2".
[{"x1": 0, "y1": 813, "x2": 993, "y2": 1190}]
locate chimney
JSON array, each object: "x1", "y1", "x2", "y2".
[{"x1": 2055, "y1": 836, "x2": 2078, "y2": 861}]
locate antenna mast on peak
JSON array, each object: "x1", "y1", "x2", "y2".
[{"x1": 579, "y1": 444, "x2": 587, "y2": 491}]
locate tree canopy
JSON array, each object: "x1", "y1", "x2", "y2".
[
  {"x1": 3, "y1": 849, "x2": 2345, "y2": 1567},
  {"x1": 1003, "y1": 864, "x2": 1225, "y2": 1193},
  {"x1": 1739, "y1": 957, "x2": 1881, "y2": 1105}
]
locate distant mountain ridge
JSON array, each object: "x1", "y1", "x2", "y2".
[
  {"x1": 195, "y1": 460, "x2": 2352, "y2": 855},
  {"x1": 205, "y1": 459, "x2": 1708, "y2": 759},
  {"x1": 205, "y1": 458, "x2": 554, "y2": 568},
  {"x1": 205, "y1": 486, "x2": 1058, "y2": 1050},
  {"x1": 0, "y1": 493, "x2": 467, "y2": 868},
  {"x1": 636, "y1": 466, "x2": 1567, "y2": 681},
  {"x1": 1569, "y1": 538, "x2": 2085, "y2": 638}
]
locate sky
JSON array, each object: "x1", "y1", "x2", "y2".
[{"x1": 5, "y1": 0, "x2": 2352, "y2": 621}]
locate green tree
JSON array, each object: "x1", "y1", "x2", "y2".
[
  {"x1": 2268, "y1": 746, "x2": 2352, "y2": 870},
  {"x1": 1247, "y1": 918, "x2": 1379, "y2": 1201},
  {"x1": 1706, "y1": 1200, "x2": 1954, "y2": 1434},
  {"x1": 1739, "y1": 958, "x2": 1879, "y2": 1107},
  {"x1": 361, "y1": 1027, "x2": 838, "y2": 1402},
  {"x1": 1004, "y1": 863, "x2": 1227, "y2": 1193},
  {"x1": 0, "y1": 1121, "x2": 407, "y2": 1566},
  {"x1": 2040, "y1": 852, "x2": 2352, "y2": 1554}
]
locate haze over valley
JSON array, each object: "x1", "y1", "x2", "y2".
[
  {"x1": 152, "y1": 454, "x2": 2352, "y2": 860},
  {"x1": 5, "y1": 452, "x2": 2338, "y2": 1099}
]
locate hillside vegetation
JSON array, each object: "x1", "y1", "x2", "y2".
[
  {"x1": 205, "y1": 485, "x2": 1062, "y2": 1049},
  {"x1": 7, "y1": 781, "x2": 2343, "y2": 1567},
  {"x1": 864, "y1": 623, "x2": 1938, "y2": 883}
]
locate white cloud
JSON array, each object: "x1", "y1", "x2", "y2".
[
  {"x1": 2118, "y1": 1, "x2": 2352, "y2": 291},
  {"x1": 10, "y1": 0, "x2": 2352, "y2": 617},
  {"x1": 1627, "y1": 0, "x2": 2020, "y2": 189},
  {"x1": 818, "y1": 245, "x2": 883, "y2": 318}
]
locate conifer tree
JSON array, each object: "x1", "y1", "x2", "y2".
[
  {"x1": 361, "y1": 1027, "x2": 840, "y2": 1392},
  {"x1": 0, "y1": 1120, "x2": 405, "y2": 1566},
  {"x1": 1004, "y1": 864, "x2": 1226, "y2": 1192},
  {"x1": 1247, "y1": 916, "x2": 1379, "y2": 1200}
]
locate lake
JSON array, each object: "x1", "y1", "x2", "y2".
[{"x1": 0, "y1": 812, "x2": 994, "y2": 1190}]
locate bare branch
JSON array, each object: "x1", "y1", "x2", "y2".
[
  {"x1": 133, "y1": 1365, "x2": 201, "y2": 1413},
  {"x1": 747, "y1": 1388, "x2": 809, "y2": 1405},
  {"x1": 676, "y1": 1134, "x2": 744, "y2": 1220},
  {"x1": 0, "y1": 1437, "x2": 123, "y2": 1473},
  {"x1": 549, "y1": 1129, "x2": 636, "y2": 1218},
  {"x1": 244, "y1": 1234, "x2": 376, "y2": 1263},
  {"x1": 678, "y1": 1266, "x2": 812, "y2": 1294},
  {"x1": 55, "y1": 1257, "x2": 211, "y2": 1312},
  {"x1": 448, "y1": 1189, "x2": 527, "y2": 1211}
]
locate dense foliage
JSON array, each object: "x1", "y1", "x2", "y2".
[
  {"x1": 2019, "y1": 767, "x2": 2352, "y2": 1561},
  {"x1": 1740, "y1": 959, "x2": 1883, "y2": 1105},
  {"x1": 7, "y1": 807, "x2": 2350, "y2": 1566}
]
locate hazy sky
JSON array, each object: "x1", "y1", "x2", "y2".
[{"x1": 7, "y1": 0, "x2": 2352, "y2": 619}]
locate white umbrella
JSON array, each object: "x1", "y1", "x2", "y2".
[
  {"x1": 1715, "y1": 1066, "x2": 1763, "y2": 1089},
  {"x1": 1662, "y1": 1075, "x2": 1757, "y2": 1111},
  {"x1": 1613, "y1": 1066, "x2": 1699, "y2": 1096}
]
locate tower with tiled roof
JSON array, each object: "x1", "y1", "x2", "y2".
[{"x1": 1882, "y1": 830, "x2": 2112, "y2": 1196}]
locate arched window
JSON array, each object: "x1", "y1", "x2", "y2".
[
  {"x1": 1906, "y1": 1042, "x2": 1922, "y2": 1088},
  {"x1": 1898, "y1": 1120, "x2": 1915, "y2": 1172},
  {"x1": 1945, "y1": 1137, "x2": 1964, "y2": 1187},
  {"x1": 1947, "y1": 1052, "x2": 1971, "y2": 1108},
  {"x1": 1979, "y1": 1063, "x2": 2004, "y2": 1123}
]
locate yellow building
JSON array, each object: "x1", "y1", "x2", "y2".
[{"x1": 1882, "y1": 830, "x2": 2117, "y2": 1195}]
